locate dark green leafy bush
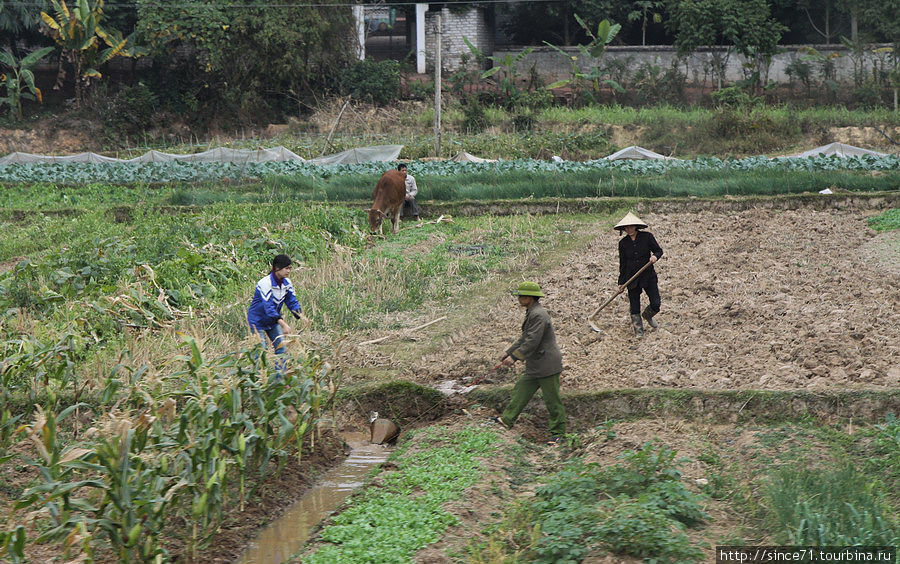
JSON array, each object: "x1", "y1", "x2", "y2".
[{"x1": 340, "y1": 59, "x2": 402, "y2": 105}]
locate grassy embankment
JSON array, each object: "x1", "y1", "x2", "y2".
[{"x1": 129, "y1": 103, "x2": 900, "y2": 160}]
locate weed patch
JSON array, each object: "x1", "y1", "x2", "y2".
[
  {"x1": 764, "y1": 464, "x2": 899, "y2": 545},
  {"x1": 472, "y1": 442, "x2": 707, "y2": 563},
  {"x1": 868, "y1": 208, "x2": 900, "y2": 232}
]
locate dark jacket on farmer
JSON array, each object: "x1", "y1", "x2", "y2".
[
  {"x1": 618, "y1": 231, "x2": 663, "y2": 289},
  {"x1": 505, "y1": 302, "x2": 563, "y2": 380}
]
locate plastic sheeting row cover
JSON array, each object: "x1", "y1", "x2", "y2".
[
  {"x1": 782, "y1": 142, "x2": 889, "y2": 158},
  {"x1": 0, "y1": 142, "x2": 891, "y2": 166},
  {"x1": 0, "y1": 144, "x2": 404, "y2": 165}
]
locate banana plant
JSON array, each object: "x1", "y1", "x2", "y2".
[
  {"x1": 471, "y1": 38, "x2": 534, "y2": 100},
  {"x1": 40, "y1": 0, "x2": 140, "y2": 107},
  {"x1": 545, "y1": 17, "x2": 624, "y2": 102},
  {"x1": 0, "y1": 46, "x2": 54, "y2": 119}
]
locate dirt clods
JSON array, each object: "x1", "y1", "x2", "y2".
[{"x1": 407, "y1": 209, "x2": 899, "y2": 390}]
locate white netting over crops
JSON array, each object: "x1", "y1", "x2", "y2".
[
  {"x1": 0, "y1": 144, "x2": 406, "y2": 165},
  {"x1": 782, "y1": 142, "x2": 889, "y2": 158},
  {"x1": 305, "y1": 144, "x2": 403, "y2": 165}
]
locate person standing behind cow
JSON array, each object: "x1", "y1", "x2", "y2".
[
  {"x1": 247, "y1": 254, "x2": 310, "y2": 376},
  {"x1": 615, "y1": 212, "x2": 663, "y2": 336},
  {"x1": 397, "y1": 163, "x2": 420, "y2": 221},
  {"x1": 491, "y1": 281, "x2": 567, "y2": 446}
]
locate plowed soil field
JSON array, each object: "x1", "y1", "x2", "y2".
[{"x1": 385, "y1": 208, "x2": 899, "y2": 391}]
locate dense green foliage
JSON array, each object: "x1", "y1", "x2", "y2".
[
  {"x1": 135, "y1": 0, "x2": 353, "y2": 120},
  {"x1": 476, "y1": 441, "x2": 707, "y2": 563},
  {"x1": 340, "y1": 59, "x2": 402, "y2": 106},
  {"x1": 305, "y1": 426, "x2": 498, "y2": 563},
  {"x1": 0, "y1": 154, "x2": 897, "y2": 185}
]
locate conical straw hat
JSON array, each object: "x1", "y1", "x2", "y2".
[{"x1": 614, "y1": 212, "x2": 648, "y2": 231}]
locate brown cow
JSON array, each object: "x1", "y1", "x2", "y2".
[{"x1": 368, "y1": 169, "x2": 406, "y2": 235}]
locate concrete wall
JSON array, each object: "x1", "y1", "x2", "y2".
[
  {"x1": 490, "y1": 44, "x2": 895, "y2": 86},
  {"x1": 425, "y1": 7, "x2": 492, "y2": 72}
]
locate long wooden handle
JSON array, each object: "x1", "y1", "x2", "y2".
[{"x1": 588, "y1": 260, "x2": 654, "y2": 320}]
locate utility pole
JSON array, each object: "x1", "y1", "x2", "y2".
[{"x1": 433, "y1": 13, "x2": 442, "y2": 157}]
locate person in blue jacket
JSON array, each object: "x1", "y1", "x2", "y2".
[{"x1": 247, "y1": 254, "x2": 309, "y2": 373}]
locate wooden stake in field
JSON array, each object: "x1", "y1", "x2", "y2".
[{"x1": 433, "y1": 14, "x2": 442, "y2": 157}]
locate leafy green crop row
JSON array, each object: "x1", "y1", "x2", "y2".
[
  {"x1": 0, "y1": 153, "x2": 897, "y2": 185},
  {"x1": 304, "y1": 426, "x2": 498, "y2": 563}
]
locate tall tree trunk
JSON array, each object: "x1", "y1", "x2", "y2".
[
  {"x1": 850, "y1": 8, "x2": 858, "y2": 43},
  {"x1": 74, "y1": 55, "x2": 83, "y2": 108},
  {"x1": 825, "y1": 0, "x2": 831, "y2": 44},
  {"x1": 563, "y1": 1, "x2": 570, "y2": 46}
]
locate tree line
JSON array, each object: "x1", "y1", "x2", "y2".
[{"x1": 0, "y1": 0, "x2": 897, "y2": 126}]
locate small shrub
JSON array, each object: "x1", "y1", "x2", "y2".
[
  {"x1": 339, "y1": 59, "x2": 402, "y2": 105},
  {"x1": 710, "y1": 86, "x2": 761, "y2": 109},
  {"x1": 594, "y1": 499, "x2": 704, "y2": 562},
  {"x1": 461, "y1": 95, "x2": 488, "y2": 133},
  {"x1": 511, "y1": 109, "x2": 535, "y2": 132},
  {"x1": 514, "y1": 89, "x2": 554, "y2": 110},
  {"x1": 406, "y1": 79, "x2": 434, "y2": 101},
  {"x1": 97, "y1": 82, "x2": 159, "y2": 143}
]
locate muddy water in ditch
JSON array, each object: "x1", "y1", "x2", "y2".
[{"x1": 236, "y1": 433, "x2": 389, "y2": 564}]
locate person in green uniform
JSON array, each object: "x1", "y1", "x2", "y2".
[{"x1": 492, "y1": 281, "x2": 567, "y2": 445}]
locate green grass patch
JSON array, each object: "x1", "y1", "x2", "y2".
[
  {"x1": 868, "y1": 208, "x2": 900, "y2": 232},
  {"x1": 301, "y1": 213, "x2": 581, "y2": 330},
  {"x1": 303, "y1": 426, "x2": 498, "y2": 563},
  {"x1": 764, "y1": 464, "x2": 899, "y2": 545},
  {"x1": 538, "y1": 104, "x2": 900, "y2": 128}
]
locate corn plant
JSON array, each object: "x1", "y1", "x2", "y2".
[
  {"x1": 73, "y1": 426, "x2": 175, "y2": 561},
  {"x1": 0, "y1": 409, "x2": 23, "y2": 463},
  {"x1": 15, "y1": 405, "x2": 100, "y2": 545},
  {"x1": 8, "y1": 335, "x2": 334, "y2": 561},
  {"x1": 0, "y1": 526, "x2": 26, "y2": 564}
]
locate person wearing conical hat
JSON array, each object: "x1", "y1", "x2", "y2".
[
  {"x1": 491, "y1": 281, "x2": 567, "y2": 445},
  {"x1": 615, "y1": 212, "x2": 663, "y2": 336}
]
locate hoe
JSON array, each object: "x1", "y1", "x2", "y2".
[{"x1": 588, "y1": 260, "x2": 653, "y2": 333}]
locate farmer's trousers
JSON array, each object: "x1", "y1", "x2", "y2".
[
  {"x1": 253, "y1": 324, "x2": 287, "y2": 376},
  {"x1": 403, "y1": 198, "x2": 420, "y2": 217},
  {"x1": 500, "y1": 373, "x2": 566, "y2": 436},
  {"x1": 627, "y1": 281, "x2": 661, "y2": 315}
]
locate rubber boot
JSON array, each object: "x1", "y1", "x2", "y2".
[
  {"x1": 641, "y1": 305, "x2": 659, "y2": 329},
  {"x1": 630, "y1": 314, "x2": 644, "y2": 336}
]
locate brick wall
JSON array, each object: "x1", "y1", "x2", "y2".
[
  {"x1": 424, "y1": 7, "x2": 493, "y2": 72},
  {"x1": 489, "y1": 44, "x2": 895, "y2": 86}
]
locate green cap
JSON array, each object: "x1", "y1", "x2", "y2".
[{"x1": 512, "y1": 281, "x2": 544, "y2": 297}]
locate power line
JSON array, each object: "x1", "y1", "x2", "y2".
[{"x1": 2, "y1": 0, "x2": 566, "y2": 8}]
